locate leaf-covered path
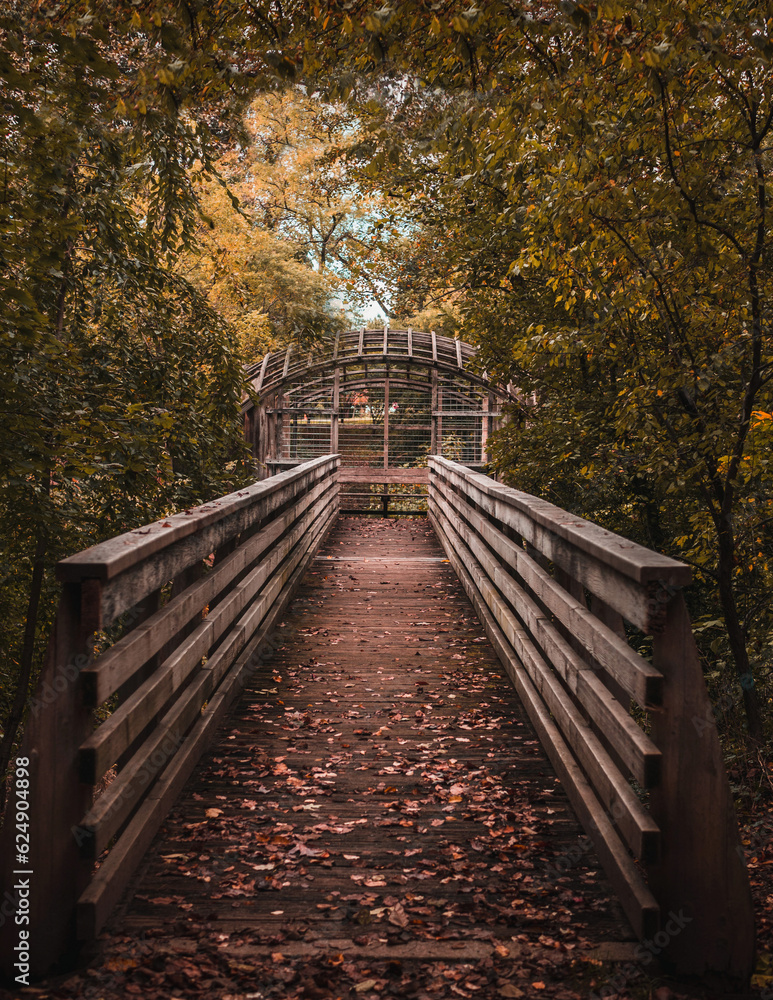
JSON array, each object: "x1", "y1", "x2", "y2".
[{"x1": 31, "y1": 517, "x2": 638, "y2": 1000}]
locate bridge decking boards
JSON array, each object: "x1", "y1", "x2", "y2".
[{"x1": 74, "y1": 517, "x2": 633, "y2": 999}]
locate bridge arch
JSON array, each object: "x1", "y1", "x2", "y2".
[{"x1": 242, "y1": 327, "x2": 518, "y2": 481}]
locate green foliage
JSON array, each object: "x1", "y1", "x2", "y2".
[
  {"x1": 2, "y1": 0, "x2": 772, "y2": 763},
  {"x1": 180, "y1": 172, "x2": 344, "y2": 356},
  {"x1": 293, "y1": 1, "x2": 773, "y2": 740},
  {"x1": 0, "y1": 0, "x2": 286, "y2": 769}
]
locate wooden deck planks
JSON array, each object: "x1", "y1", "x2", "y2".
[{"x1": 85, "y1": 517, "x2": 633, "y2": 997}]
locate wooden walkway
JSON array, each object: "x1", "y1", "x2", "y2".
[{"x1": 67, "y1": 518, "x2": 633, "y2": 999}]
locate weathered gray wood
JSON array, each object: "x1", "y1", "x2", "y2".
[
  {"x1": 430, "y1": 493, "x2": 660, "y2": 858},
  {"x1": 77, "y1": 490, "x2": 339, "y2": 857},
  {"x1": 437, "y1": 385, "x2": 443, "y2": 457},
  {"x1": 429, "y1": 507, "x2": 660, "y2": 941},
  {"x1": 241, "y1": 332, "x2": 518, "y2": 437},
  {"x1": 255, "y1": 404, "x2": 269, "y2": 474},
  {"x1": 339, "y1": 467, "x2": 429, "y2": 484},
  {"x1": 430, "y1": 458, "x2": 689, "y2": 632},
  {"x1": 78, "y1": 686, "x2": 205, "y2": 858},
  {"x1": 64, "y1": 457, "x2": 338, "y2": 629},
  {"x1": 430, "y1": 410, "x2": 497, "y2": 417},
  {"x1": 79, "y1": 474, "x2": 335, "y2": 705},
  {"x1": 431, "y1": 457, "x2": 690, "y2": 586},
  {"x1": 275, "y1": 391, "x2": 287, "y2": 462},
  {"x1": 114, "y1": 590, "x2": 161, "y2": 708},
  {"x1": 433, "y1": 487, "x2": 660, "y2": 789},
  {"x1": 647, "y1": 594, "x2": 755, "y2": 977},
  {"x1": 255, "y1": 352, "x2": 270, "y2": 392},
  {"x1": 481, "y1": 391, "x2": 494, "y2": 464},
  {"x1": 431, "y1": 478, "x2": 665, "y2": 813},
  {"x1": 430, "y1": 458, "x2": 754, "y2": 979},
  {"x1": 590, "y1": 595, "x2": 633, "y2": 711},
  {"x1": 432, "y1": 472, "x2": 662, "y2": 707},
  {"x1": 79, "y1": 483, "x2": 338, "y2": 781},
  {"x1": 431, "y1": 370, "x2": 439, "y2": 456},
  {"x1": 76, "y1": 498, "x2": 338, "y2": 940},
  {"x1": 59, "y1": 455, "x2": 337, "y2": 584}
]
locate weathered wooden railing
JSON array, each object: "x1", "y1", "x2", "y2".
[
  {"x1": 1, "y1": 456, "x2": 339, "y2": 979},
  {"x1": 428, "y1": 456, "x2": 754, "y2": 978}
]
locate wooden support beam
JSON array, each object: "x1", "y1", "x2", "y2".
[
  {"x1": 340, "y1": 467, "x2": 428, "y2": 484},
  {"x1": 255, "y1": 353, "x2": 270, "y2": 393},
  {"x1": 282, "y1": 346, "x2": 292, "y2": 378},
  {"x1": 407, "y1": 327, "x2": 413, "y2": 358},
  {"x1": 383, "y1": 377, "x2": 390, "y2": 470},
  {"x1": 437, "y1": 385, "x2": 443, "y2": 456},
  {"x1": 481, "y1": 391, "x2": 495, "y2": 464},
  {"x1": 268, "y1": 395, "x2": 277, "y2": 469},
  {"x1": 331, "y1": 365, "x2": 340, "y2": 454},
  {"x1": 358, "y1": 326, "x2": 365, "y2": 355},
  {"x1": 431, "y1": 370, "x2": 439, "y2": 456}
]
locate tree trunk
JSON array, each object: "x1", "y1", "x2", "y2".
[
  {"x1": 716, "y1": 517, "x2": 765, "y2": 744},
  {"x1": 0, "y1": 530, "x2": 48, "y2": 812}
]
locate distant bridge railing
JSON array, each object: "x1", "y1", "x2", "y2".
[
  {"x1": 1, "y1": 456, "x2": 339, "y2": 979},
  {"x1": 428, "y1": 456, "x2": 754, "y2": 979}
]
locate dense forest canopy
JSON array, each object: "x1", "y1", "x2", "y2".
[{"x1": 1, "y1": 1, "x2": 771, "y2": 786}]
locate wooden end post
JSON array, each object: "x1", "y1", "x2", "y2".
[
  {"x1": 0, "y1": 583, "x2": 94, "y2": 980},
  {"x1": 648, "y1": 592, "x2": 755, "y2": 981}
]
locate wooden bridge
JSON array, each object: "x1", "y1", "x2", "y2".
[{"x1": 0, "y1": 452, "x2": 755, "y2": 988}]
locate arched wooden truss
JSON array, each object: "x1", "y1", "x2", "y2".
[{"x1": 243, "y1": 327, "x2": 518, "y2": 483}]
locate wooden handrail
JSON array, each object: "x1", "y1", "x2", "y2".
[
  {"x1": 0, "y1": 456, "x2": 340, "y2": 979},
  {"x1": 428, "y1": 456, "x2": 754, "y2": 979},
  {"x1": 1, "y1": 452, "x2": 755, "y2": 982}
]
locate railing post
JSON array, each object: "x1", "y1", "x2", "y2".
[
  {"x1": 383, "y1": 378, "x2": 389, "y2": 470},
  {"x1": 331, "y1": 366, "x2": 340, "y2": 455},
  {"x1": 648, "y1": 592, "x2": 755, "y2": 978},
  {"x1": 0, "y1": 583, "x2": 93, "y2": 980}
]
